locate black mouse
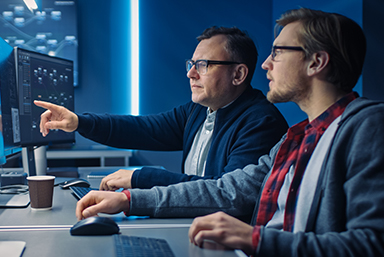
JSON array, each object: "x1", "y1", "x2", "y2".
[
  {"x1": 59, "y1": 178, "x2": 91, "y2": 189},
  {"x1": 70, "y1": 216, "x2": 120, "y2": 236}
]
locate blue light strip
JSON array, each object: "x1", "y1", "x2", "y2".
[{"x1": 130, "y1": 0, "x2": 139, "y2": 115}]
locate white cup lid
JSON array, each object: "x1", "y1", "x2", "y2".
[{"x1": 27, "y1": 175, "x2": 55, "y2": 181}]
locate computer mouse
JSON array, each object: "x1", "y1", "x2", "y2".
[
  {"x1": 59, "y1": 178, "x2": 91, "y2": 189},
  {"x1": 70, "y1": 216, "x2": 120, "y2": 236}
]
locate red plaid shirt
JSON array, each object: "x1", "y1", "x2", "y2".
[{"x1": 252, "y1": 92, "x2": 357, "y2": 252}]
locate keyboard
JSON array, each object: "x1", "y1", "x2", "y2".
[
  {"x1": 69, "y1": 186, "x2": 96, "y2": 200},
  {"x1": 114, "y1": 234, "x2": 175, "y2": 257}
]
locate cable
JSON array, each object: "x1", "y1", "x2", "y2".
[{"x1": 0, "y1": 185, "x2": 29, "y2": 194}]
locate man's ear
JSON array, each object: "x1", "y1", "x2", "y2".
[
  {"x1": 232, "y1": 64, "x2": 248, "y2": 86},
  {"x1": 307, "y1": 51, "x2": 330, "y2": 77}
]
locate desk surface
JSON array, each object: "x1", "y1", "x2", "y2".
[
  {"x1": 0, "y1": 176, "x2": 240, "y2": 257},
  {"x1": 0, "y1": 227, "x2": 239, "y2": 257}
]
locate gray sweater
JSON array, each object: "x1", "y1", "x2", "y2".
[{"x1": 129, "y1": 97, "x2": 384, "y2": 256}]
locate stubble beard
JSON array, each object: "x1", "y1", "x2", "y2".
[{"x1": 267, "y1": 82, "x2": 307, "y2": 104}]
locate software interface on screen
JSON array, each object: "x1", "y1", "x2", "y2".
[{"x1": 15, "y1": 47, "x2": 75, "y2": 147}]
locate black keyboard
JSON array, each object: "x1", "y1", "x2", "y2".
[
  {"x1": 114, "y1": 234, "x2": 175, "y2": 257},
  {"x1": 69, "y1": 186, "x2": 97, "y2": 200}
]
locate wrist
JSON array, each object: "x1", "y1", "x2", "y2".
[
  {"x1": 74, "y1": 114, "x2": 79, "y2": 131},
  {"x1": 121, "y1": 190, "x2": 131, "y2": 215}
]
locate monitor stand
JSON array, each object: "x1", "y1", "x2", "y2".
[
  {"x1": 22, "y1": 146, "x2": 47, "y2": 176},
  {"x1": 23, "y1": 146, "x2": 36, "y2": 176}
]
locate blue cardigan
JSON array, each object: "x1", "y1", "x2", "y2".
[{"x1": 76, "y1": 86, "x2": 288, "y2": 188}]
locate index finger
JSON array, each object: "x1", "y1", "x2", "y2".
[
  {"x1": 35, "y1": 101, "x2": 56, "y2": 136},
  {"x1": 34, "y1": 100, "x2": 59, "y2": 111},
  {"x1": 75, "y1": 193, "x2": 96, "y2": 220}
]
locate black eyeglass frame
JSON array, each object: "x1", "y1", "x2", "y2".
[
  {"x1": 271, "y1": 46, "x2": 304, "y2": 61},
  {"x1": 186, "y1": 59, "x2": 241, "y2": 75}
]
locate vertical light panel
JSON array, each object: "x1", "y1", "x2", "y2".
[{"x1": 130, "y1": 0, "x2": 139, "y2": 115}]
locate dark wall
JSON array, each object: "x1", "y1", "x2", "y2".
[
  {"x1": 138, "y1": 0, "x2": 272, "y2": 115},
  {"x1": 362, "y1": 0, "x2": 384, "y2": 100},
  {"x1": 75, "y1": 0, "x2": 112, "y2": 146}
]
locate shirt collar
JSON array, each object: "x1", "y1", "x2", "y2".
[
  {"x1": 288, "y1": 92, "x2": 358, "y2": 137},
  {"x1": 308, "y1": 92, "x2": 358, "y2": 132}
]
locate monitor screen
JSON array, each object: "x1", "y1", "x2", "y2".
[
  {"x1": 0, "y1": 38, "x2": 21, "y2": 165},
  {"x1": 15, "y1": 47, "x2": 75, "y2": 147}
]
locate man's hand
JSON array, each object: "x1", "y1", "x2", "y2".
[
  {"x1": 188, "y1": 211, "x2": 254, "y2": 255},
  {"x1": 75, "y1": 190, "x2": 130, "y2": 220},
  {"x1": 99, "y1": 169, "x2": 135, "y2": 191},
  {"x1": 34, "y1": 100, "x2": 79, "y2": 137}
]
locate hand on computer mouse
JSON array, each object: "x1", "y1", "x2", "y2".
[
  {"x1": 76, "y1": 190, "x2": 130, "y2": 220},
  {"x1": 70, "y1": 216, "x2": 120, "y2": 236}
]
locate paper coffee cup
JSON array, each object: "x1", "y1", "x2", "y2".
[{"x1": 27, "y1": 175, "x2": 55, "y2": 210}]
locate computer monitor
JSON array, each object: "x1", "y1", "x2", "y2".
[
  {"x1": 0, "y1": 37, "x2": 29, "y2": 208},
  {"x1": 0, "y1": 38, "x2": 22, "y2": 167},
  {"x1": 14, "y1": 47, "x2": 75, "y2": 176},
  {"x1": 15, "y1": 47, "x2": 75, "y2": 146}
]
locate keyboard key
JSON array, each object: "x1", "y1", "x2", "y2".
[{"x1": 69, "y1": 186, "x2": 96, "y2": 200}]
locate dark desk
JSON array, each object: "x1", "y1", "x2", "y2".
[{"x1": 0, "y1": 176, "x2": 241, "y2": 257}]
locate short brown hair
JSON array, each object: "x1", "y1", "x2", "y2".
[{"x1": 276, "y1": 8, "x2": 366, "y2": 92}]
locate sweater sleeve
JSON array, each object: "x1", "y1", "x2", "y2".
[
  {"x1": 127, "y1": 143, "x2": 278, "y2": 219},
  {"x1": 131, "y1": 167, "x2": 230, "y2": 189},
  {"x1": 76, "y1": 102, "x2": 195, "y2": 151}
]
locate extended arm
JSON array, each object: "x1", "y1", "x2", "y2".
[
  {"x1": 75, "y1": 104, "x2": 194, "y2": 151},
  {"x1": 128, "y1": 146, "x2": 276, "y2": 219}
]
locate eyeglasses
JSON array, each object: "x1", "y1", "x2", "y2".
[
  {"x1": 271, "y1": 46, "x2": 304, "y2": 61},
  {"x1": 186, "y1": 59, "x2": 240, "y2": 75}
]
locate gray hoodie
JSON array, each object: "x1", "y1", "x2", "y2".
[{"x1": 129, "y1": 96, "x2": 384, "y2": 256}]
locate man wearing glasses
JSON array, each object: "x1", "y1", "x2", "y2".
[
  {"x1": 36, "y1": 26, "x2": 288, "y2": 190},
  {"x1": 74, "y1": 8, "x2": 384, "y2": 256}
]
